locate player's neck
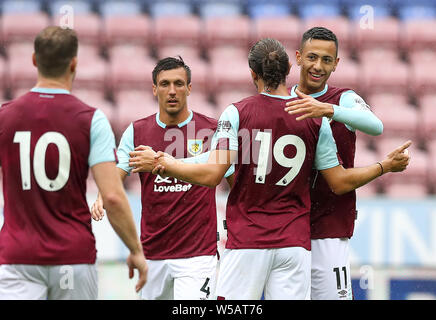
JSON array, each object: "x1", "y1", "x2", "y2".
[
  {"x1": 34, "y1": 75, "x2": 72, "y2": 92},
  {"x1": 296, "y1": 81, "x2": 326, "y2": 95},
  {"x1": 159, "y1": 108, "x2": 190, "y2": 127},
  {"x1": 259, "y1": 82, "x2": 289, "y2": 96}
]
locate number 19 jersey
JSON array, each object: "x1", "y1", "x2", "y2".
[
  {"x1": 212, "y1": 93, "x2": 339, "y2": 250},
  {"x1": 0, "y1": 89, "x2": 116, "y2": 265}
]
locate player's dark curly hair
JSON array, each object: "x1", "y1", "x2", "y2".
[
  {"x1": 152, "y1": 56, "x2": 191, "y2": 85},
  {"x1": 300, "y1": 27, "x2": 338, "y2": 55},
  {"x1": 248, "y1": 38, "x2": 289, "y2": 91}
]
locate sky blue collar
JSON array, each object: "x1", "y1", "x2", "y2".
[
  {"x1": 261, "y1": 92, "x2": 292, "y2": 100},
  {"x1": 156, "y1": 110, "x2": 193, "y2": 129},
  {"x1": 31, "y1": 87, "x2": 70, "y2": 94},
  {"x1": 290, "y1": 84, "x2": 328, "y2": 98}
]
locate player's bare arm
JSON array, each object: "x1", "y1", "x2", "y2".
[
  {"x1": 152, "y1": 149, "x2": 235, "y2": 188},
  {"x1": 91, "y1": 161, "x2": 148, "y2": 292},
  {"x1": 321, "y1": 140, "x2": 411, "y2": 195},
  {"x1": 129, "y1": 146, "x2": 158, "y2": 173},
  {"x1": 91, "y1": 167, "x2": 128, "y2": 221}
]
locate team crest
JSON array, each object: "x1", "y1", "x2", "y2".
[{"x1": 187, "y1": 139, "x2": 203, "y2": 156}]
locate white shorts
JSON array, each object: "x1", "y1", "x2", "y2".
[
  {"x1": 141, "y1": 255, "x2": 218, "y2": 300},
  {"x1": 215, "y1": 247, "x2": 311, "y2": 300},
  {"x1": 0, "y1": 264, "x2": 98, "y2": 300},
  {"x1": 311, "y1": 238, "x2": 353, "y2": 300}
]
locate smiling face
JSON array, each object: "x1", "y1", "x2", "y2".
[
  {"x1": 296, "y1": 38, "x2": 339, "y2": 94},
  {"x1": 152, "y1": 67, "x2": 191, "y2": 118}
]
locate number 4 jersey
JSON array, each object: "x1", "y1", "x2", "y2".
[
  {"x1": 212, "y1": 93, "x2": 340, "y2": 251},
  {"x1": 0, "y1": 88, "x2": 116, "y2": 265}
]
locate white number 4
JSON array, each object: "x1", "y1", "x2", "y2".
[
  {"x1": 14, "y1": 131, "x2": 71, "y2": 191},
  {"x1": 255, "y1": 132, "x2": 306, "y2": 186}
]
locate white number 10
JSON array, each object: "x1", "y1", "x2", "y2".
[
  {"x1": 14, "y1": 131, "x2": 71, "y2": 191},
  {"x1": 255, "y1": 132, "x2": 306, "y2": 186}
]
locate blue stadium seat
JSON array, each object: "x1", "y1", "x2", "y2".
[
  {"x1": 345, "y1": 0, "x2": 393, "y2": 20},
  {"x1": 148, "y1": 0, "x2": 193, "y2": 17},
  {"x1": 396, "y1": 3, "x2": 436, "y2": 20},
  {"x1": 298, "y1": 1, "x2": 342, "y2": 19},
  {"x1": 1, "y1": 0, "x2": 43, "y2": 14},
  {"x1": 98, "y1": 0, "x2": 143, "y2": 17},
  {"x1": 47, "y1": 0, "x2": 94, "y2": 16},
  {"x1": 195, "y1": 0, "x2": 244, "y2": 18},
  {"x1": 246, "y1": 0, "x2": 292, "y2": 18}
]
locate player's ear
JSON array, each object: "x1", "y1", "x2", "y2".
[
  {"x1": 152, "y1": 84, "x2": 157, "y2": 97},
  {"x1": 332, "y1": 57, "x2": 340, "y2": 72},
  {"x1": 296, "y1": 50, "x2": 302, "y2": 66},
  {"x1": 186, "y1": 82, "x2": 192, "y2": 96},
  {"x1": 32, "y1": 52, "x2": 37, "y2": 67},
  {"x1": 250, "y1": 68, "x2": 258, "y2": 81},
  {"x1": 70, "y1": 56, "x2": 77, "y2": 73}
]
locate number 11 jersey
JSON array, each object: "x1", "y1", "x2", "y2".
[{"x1": 212, "y1": 93, "x2": 339, "y2": 251}]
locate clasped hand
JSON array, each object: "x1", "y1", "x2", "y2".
[{"x1": 128, "y1": 145, "x2": 170, "y2": 175}]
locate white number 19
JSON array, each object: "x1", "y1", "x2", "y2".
[
  {"x1": 14, "y1": 131, "x2": 71, "y2": 191},
  {"x1": 254, "y1": 132, "x2": 306, "y2": 186}
]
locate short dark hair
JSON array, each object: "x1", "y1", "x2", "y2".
[
  {"x1": 34, "y1": 26, "x2": 78, "y2": 78},
  {"x1": 152, "y1": 56, "x2": 191, "y2": 85},
  {"x1": 248, "y1": 38, "x2": 289, "y2": 90},
  {"x1": 300, "y1": 27, "x2": 338, "y2": 55}
]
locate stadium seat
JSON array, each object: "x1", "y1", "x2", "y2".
[
  {"x1": 114, "y1": 88, "x2": 157, "y2": 134},
  {"x1": 72, "y1": 88, "x2": 116, "y2": 125},
  {"x1": 383, "y1": 182, "x2": 429, "y2": 198},
  {"x1": 409, "y1": 60, "x2": 436, "y2": 97},
  {"x1": 107, "y1": 44, "x2": 156, "y2": 92},
  {"x1": 356, "y1": 183, "x2": 379, "y2": 198},
  {"x1": 351, "y1": 17, "x2": 401, "y2": 52},
  {"x1": 342, "y1": 0, "x2": 392, "y2": 20},
  {"x1": 207, "y1": 45, "x2": 247, "y2": 64},
  {"x1": 252, "y1": 15, "x2": 301, "y2": 53},
  {"x1": 1, "y1": 0, "x2": 43, "y2": 14},
  {"x1": 157, "y1": 44, "x2": 202, "y2": 62},
  {"x1": 365, "y1": 92, "x2": 409, "y2": 114},
  {"x1": 215, "y1": 88, "x2": 257, "y2": 114},
  {"x1": 373, "y1": 103, "x2": 419, "y2": 140},
  {"x1": 188, "y1": 92, "x2": 218, "y2": 119},
  {"x1": 208, "y1": 54, "x2": 254, "y2": 97},
  {"x1": 297, "y1": 1, "x2": 342, "y2": 19},
  {"x1": 401, "y1": 20, "x2": 436, "y2": 51},
  {"x1": 195, "y1": 0, "x2": 244, "y2": 18},
  {"x1": 74, "y1": 44, "x2": 107, "y2": 90},
  {"x1": 395, "y1": 0, "x2": 436, "y2": 21},
  {"x1": 152, "y1": 15, "x2": 202, "y2": 49},
  {"x1": 99, "y1": 0, "x2": 143, "y2": 17},
  {"x1": 428, "y1": 139, "x2": 436, "y2": 186},
  {"x1": 376, "y1": 137, "x2": 429, "y2": 186},
  {"x1": 202, "y1": 15, "x2": 251, "y2": 51},
  {"x1": 51, "y1": 13, "x2": 102, "y2": 45},
  {"x1": 47, "y1": 0, "x2": 94, "y2": 16},
  {"x1": 103, "y1": 14, "x2": 151, "y2": 46},
  {"x1": 148, "y1": 0, "x2": 193, "y2": 17},
  {"x1": 357, "y1": 47, "x2": 399, "y2": 65},
  {"x1": 408, "y1": 48, "x2": 436, "y2": 66},
  {"x1": 417, "y1": 95, "x2": 436, "y2": 139},
  {"x1": 246, "y1": 0, "x2": 293, "y2": 18},
  {"x1": 327, "y1": 56, "x2": 360, "y2": 92},
  {"x1": 7, "y1": 42, "x2": 37, "y2": 93},
  {"x1": 302, "y1": 16, "x2": 352, "y2": 51},
  {"x1": 359, "y1": 57, "x2": 409, "y2": 96},
  {"x1": 1, "y1": 12, "x2": 50, "y2": 43}
]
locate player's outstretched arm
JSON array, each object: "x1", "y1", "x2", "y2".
[
  {"x1": 321, "y1": 140, "x2": 411, "y2": 195},
  {"x1": 91, "y1": 161, "x2": 148, "y2": 292},
  {"x1": 152, "y1": 150, "x2": 234, "y2": 188},
  {"x1": 90, "y1": 168, "x2": 129, "y2": 221}
]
